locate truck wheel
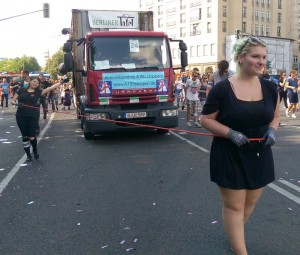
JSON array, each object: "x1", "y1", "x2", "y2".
[
  {"x1": 157, "y1": 129, "x2": 169, "y2": 134},
  {"x1": 84, "y1": 132, "x2": 95, "y2": 140}
]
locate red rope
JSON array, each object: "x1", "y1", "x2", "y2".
[{"x1": 21, "y1": 104, "x2": 265, "y2": 141}]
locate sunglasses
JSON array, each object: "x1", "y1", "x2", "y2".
[{"x1": 239, "y1": 35, "x2": 265, "y2": 54}]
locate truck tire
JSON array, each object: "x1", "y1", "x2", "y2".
[
  {"x1": 80, "y1": 106, "x2": 85, "y2": 129},
  {"x1": 84, "y1": 132, "x2": 95, "y2": 140}
]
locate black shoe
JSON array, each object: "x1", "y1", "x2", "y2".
[
  {"x1": 43, "y1": 115, "x2": 46, "y2": 120},
  {"x1": 25, "y1": 157, "x2": 33, "y2": 164},
  {"x1": 33, "y1": 152, "x2": 39, "y2": 160}
]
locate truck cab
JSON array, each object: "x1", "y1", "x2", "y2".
[{"x1": 60, "y1": 10, "x2": 188, "y2": 139}]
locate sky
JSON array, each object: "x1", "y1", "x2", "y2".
[{"x1": 0, "y1": 0, "x2": 140, "y2": 68}]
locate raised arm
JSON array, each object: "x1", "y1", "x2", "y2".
[{"x1": 41, "y1": 80, "x2": 63, "y2": 96}]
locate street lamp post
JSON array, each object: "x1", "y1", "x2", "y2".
[{"x1": 44, "y1": 51, "x2": 50, "y2": 73}]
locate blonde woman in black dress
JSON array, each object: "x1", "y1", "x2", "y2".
[{"x1": 201, "y1": 36, "x2": 279, "y2": 255}]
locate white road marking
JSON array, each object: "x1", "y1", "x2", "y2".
[
  {"x1": 268, "y1": 183, "x2": 300, "y2": 205},
  {"x1": 170, "y1": 130, "x2": 210, "y2": 153},
  {"x1": 277, "y1": 179, "x2": 300, "y2": 193},
  {"x1": 0, "y1": 113, "x2": 55, "y2": 194}
]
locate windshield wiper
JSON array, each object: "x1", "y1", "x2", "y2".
[
  {"x1": 135, "y1": 66, "x2": 161, "y2": 70},
  {"x1": 100, "y1": 67, "x2": 127, "y2": 71}
]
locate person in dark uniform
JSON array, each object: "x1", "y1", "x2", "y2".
[
  {"x1": 11, "y1": 78, "x2": 63, "y2": 163},
  {"x1": 201, "y1": 35, "x2": 279, "y2": 254},
  {"x1": 38, "y1": 73, "x2": 51, "y2": 119}
]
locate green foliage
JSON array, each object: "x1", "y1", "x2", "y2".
[
  {"x1": 0, "y1": 55, "x2": 40, "y2": 73},
  {"x1": 0, "y1": 47, "x2": 64, "y2": 80},
  {"x1": 43, "y1": 47, "x2": 64, "y2": 80}
]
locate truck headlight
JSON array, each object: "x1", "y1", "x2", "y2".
[
  {"x1": 162, "y1": 109, "x2": 178, "y2": 117},
  {"x1": 86, "y1": 113, "x2": 107, "y2": 120}
]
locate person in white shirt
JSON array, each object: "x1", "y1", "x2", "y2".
[
  {"x1": 184, "y1": 70, "x2": 201, "y2": 127},
  {"x1": 174, "y1": 75, "x2": 184, "y2": 107}
]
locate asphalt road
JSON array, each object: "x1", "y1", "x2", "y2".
[{"x1": 0, "y1": 103, "x2": 299, "y2": 255}]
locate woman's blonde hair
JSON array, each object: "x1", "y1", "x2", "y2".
[{"x1": 233, "y1": 35, "x2": 267, "y2": 72}]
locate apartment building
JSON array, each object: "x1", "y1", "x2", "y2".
[
  {"x1": 291, "y1": 0, "x2": 300, "y2": 71},
  {"x1": 140, "y1": 0, "x2": 297, "y2": 74}
]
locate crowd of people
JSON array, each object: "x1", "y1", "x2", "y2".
[
  {"x1": 173, "y1": 60, "x2": 234, "y2": 127},
  {"x1": 173, "y1": 58, "x2": 300, "y2": 128}
]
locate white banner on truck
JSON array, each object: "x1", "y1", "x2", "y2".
[{"x1": 88, "y1": 11, "x2": 139, "y2": 29}]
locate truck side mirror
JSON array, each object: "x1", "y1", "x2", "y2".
[
  {"x1": 64, "y1": 52, "x2": 74, "y2": 71},
  {"x1": 179, "y1": 41, "x2": 187, "y2": 51},
  {"x1": 181, "y1": 51, "x2": 188, "y2": 68},
  {"x1": 63, "y1": 42, "x2": 73, "y2": 52}
]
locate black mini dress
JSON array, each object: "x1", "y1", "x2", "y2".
[{"x1": 202, "y1": 78, "x2": 278, "y2": 190}]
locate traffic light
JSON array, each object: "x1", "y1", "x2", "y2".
[
  {"x1": 43, "y1": 3, "x2": 49, "y2": 18},
  {"x1": 266, "y1": 60, "x2": 271, "y2": 69}
]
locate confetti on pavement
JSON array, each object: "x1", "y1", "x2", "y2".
[{"x1": 126, "y1": 248, "x2": 136, "y2": 252}]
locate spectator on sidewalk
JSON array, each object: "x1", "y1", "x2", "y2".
[
  {"x1": 184, "y1": 70, "x2": 201, "y2": 127},
  {"x1": 38, "y1": 73, "x2": 51, "y2": 120},
  {"x1": 0, "y1": 78, "x2": 10, "y2": 108},
  {"x1": 207, "y1": 60, "x2": 235, "y2": 96},
  {"x1": 285, "y1": 70, "x2": 299, "y2": 118}
]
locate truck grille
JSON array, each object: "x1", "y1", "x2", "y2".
[{"x1": 120, "y1": 104, "x2": 149, "y2": 110}]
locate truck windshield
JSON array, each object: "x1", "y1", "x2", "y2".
[{"x1": 89, "y1": 36, "x2": 171, "y2": 71}]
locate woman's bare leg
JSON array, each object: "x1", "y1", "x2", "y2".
[
  {"x1": 220, "y1": 188, "x2": 248, "y2": 255},
  {"x1": 244, "y1": 188, "x2": 263, "y2": 224}
]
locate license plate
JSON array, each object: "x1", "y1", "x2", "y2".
[{"x1": 125, "y1": 112, "x2": 147, "y2": 119}]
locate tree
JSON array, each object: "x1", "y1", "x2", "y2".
[
  {"x1": 0, "y1": 55, "x2": 40, "y2": 73},
  {"x1": 0, "y1": 47, "x2": 65, "y2": 80},
  {"x1": 44, "y1": 47, "x2": 64, "y2": 80}
]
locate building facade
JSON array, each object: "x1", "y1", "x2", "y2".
[{"x1": 140, "y1": 0, "x2": 298, "y2": 75}]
